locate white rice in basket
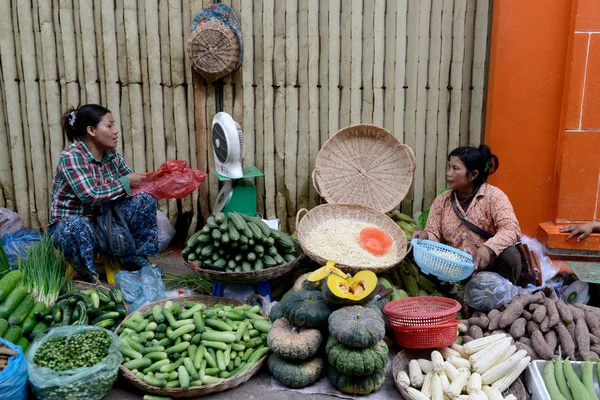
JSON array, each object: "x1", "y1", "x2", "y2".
[{"x1": 303, "y1": 218, "x2": 399, "y2": 267}]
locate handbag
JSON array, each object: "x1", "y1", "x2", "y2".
[
  {"x1": 95, "y1": 206, "x2": 137, "y2": 257},
  {"x1": 450, "y1": 192, "x2": 542, "y2": 286}
]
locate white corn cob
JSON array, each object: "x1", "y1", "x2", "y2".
[
  {"x1": 451, "y1": 343, "x2": 471, "y2": 359},
  {"x1": 440, "y1": 346, "x2": 462, "y2": 360},
  {"x1": 468, "y1": 392, "x2": 485, "y2": 400},
  {"x1": 458, "y1": 322, "x2": 468, "y2": 333},
  {"x1": 472, "y1": 338, "x2": 513, "y2": 374},
  {"x1": 455, "y1": 396, "x2": 470, "y2": 400},
  {"x1": 418, "y1": 359, "x2": 434, "y2": 374},
  {"x1": 431, "y1": 373, "x2": 445, "y2": 400},
  {"x1": 445, "y1": 369, "x2": 471, "y2": 398},
  {"x1": 409, "y1": 359, "x2": 424, "y2": 388},
  {"x1": 448, "y1": 355, "x2": 471, "y2": 369},
  {"x1": 444, "y1": 361, "x2": 461, "y2": 382},
  {"x1": 397, "y1": 370, "x2": 411, "y2": 388},
  {"x1": 491, "y1": 356, "x2": 531, "y2": 392},
  {"x1": 504, "y1": 395, "x2": 517, "y2": 400},
  {"x1": 467, "y1": 372, "x2": 482, "y2": 394},
  {"x1": 421, "y1": 372, "x2": 433, "y2": 397},
  {"x1": 464, "y1": 334, "x2": 508, "y2": 354},
  {"x1": 482, "y1": 385, "x2": 504, "y2": 400},
  {"x1": 494, "y1": 345, "x2": 517, "y2": 366},
  {"x1": 481, "y1": 350, "x2": 528, "y2": 385},
  {"x1": 432, "y1": 350, "x2": 445, "y2": 372},
  {"x1": 404, "y1": 386, "x2": 432, "y2": 400},
  {"x1": 470, "y1": 338, "x2": 511, "y2": 364},
  {"x1": 439, "y1": 370, "x2": 450, "y2": 391}
]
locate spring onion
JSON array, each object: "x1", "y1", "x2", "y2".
[
  {"x1": 0, "y1": 242, "x2": 10, "y2": 275},
  {"x1": 162, "y1": 272, "x2": 212, "y2": 294}
]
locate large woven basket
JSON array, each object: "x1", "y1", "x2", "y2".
[
  {"x1": 115, "y1": 295, "x2": 268, "y2": 398},
  {"x1": 188, "y1": 243, "x2": 304, "y2": 284},
  {"x1": 391, "y1": 350, "x2": 527, "y2": 400},
  {"x1": 296, "y1": 204, "x2": 410, "y2": 274},
  {"x1": 312, "y1": 124, "x2": 416, "y2": 213},
  {"x1": 187, "y1": 21, "x2": 240, "y2": 82}
]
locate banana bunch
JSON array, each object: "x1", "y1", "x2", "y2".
[
  {"x1": 378, "y1": 258, "x2": 443, "y2": 298},
  {"x1": 385, "y1": 210, "x2": 419, "y2": 240}
]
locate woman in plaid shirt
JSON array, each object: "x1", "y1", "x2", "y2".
[{"x1": 49, "y1": 104, "x2": 159, "y2": 282}]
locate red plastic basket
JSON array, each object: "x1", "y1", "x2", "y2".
[
  {"x1": 382, "y1": 296, "x2": 461, "y2": 326},
  {"x1": 391, "y1": 321, "x2": 460, "y2": 349}
]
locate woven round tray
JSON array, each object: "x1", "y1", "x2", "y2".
[
  {"x1": 391, "y1": 350, "x2": 527, "y2": 400},
  {"x1": 312, "y1": 124, "x2": 416, "y2": 213},
  {"x1": 115, "y1": 295, "x2": 268, "y2": 398},
  {"x1": 187, "y1": 21, "x2": 240, "y2": 82},
  {"x1": 187, "y1": 243, "x2": 304, "y2": 284},
  {"x1": 296, "y1": 204, "x2": 410, "y2": 274}
]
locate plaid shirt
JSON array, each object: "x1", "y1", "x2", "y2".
[{"x1": 50, "y1": 141, "x2": 133, "y2": 226}]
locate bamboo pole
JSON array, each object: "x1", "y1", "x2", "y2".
[
  {"x1": 361, "y1": 0, "x2": 374, "y2": 124},
  {"x1": 328, "y1": 0, "x2": 340, "y2": 137},
  {"x1": 193, "y1": 73, "x2": 210, "y2": 222},
  {"x1": 240, "y1": 0, "x2": 255, "y2": 168},
  {"x1": 253, "y1": 0, "x2": 265, "y2": 216},
  {"x1": 296, "y1": 0, "x2": 309, "y2": 225},
  {"x1": 231, "y1": 1, "x2": 243, "y2": 136},
  {"x1": 0, "y1": 59, "x2": 13, "y2": 210},
  {"x1": 307, "y1": 0, "x2": 319, "y2": 209},
  {"x1": 93, "y1": 0, "x2": 107, "y2": 106},
  {"x1": 338, "y1": 0, "x2": 351, "y2": 129},
  {"x1": 350, "y1": 0, "x2": 362, "y2": 126},
  {"x1": 53, "y1": 0, "x2": 67, "y2": 121},
  {"x1": 59, "y1": 0, "x2": 79, "y2": 116},
  {"x1": 137, "y1": 0, "x2": 154, "y2": 172},
  {"x1": 448, "y1": 0, "x2": 466, "y2": 152},
  {"x1": 79, "y1": 0, "x2": 99, "y2": 103},
  {"x1": 73, "y1": 0, "x2": 86, "y2": 104},
  {"x1": 205, "y1": 84, "x2": 219, "y2": 210},
  {"x1": 262, "y1": 0, "x2": 275, "y2": 219},
  {"x1": 394, "y1": 0, "x2": 407, "y2": 143},
  {"x1": 273, "y1": 0, "x2": 286, "y2": 226},
  {"x1": 372, "y1": 0, "x2": 385, "y2": 127},
  {"x1": 459, "y1": 0, "x2": 476, "y2": 147},
  {"x1": 32, "y1": 0, "x2": 49, "y2": 157},
  {"x1": 284, "y1": 0, "x2": 298, "y2": 230},
  {"x1": 436, "y1": 0, "x2": 454, "y2": 194},
  {"x1": 319, "y1": 0, "x2": 329, "y2": 148},
  {"x1": 116, "y1": 0, "x2": 133, "y2": 165},
  {"x1": 469, "y1": 0, "x2": 490, "y2": 146},
  {"x1": 383, "y1": 0, "x2": 397, "y2": 134}
]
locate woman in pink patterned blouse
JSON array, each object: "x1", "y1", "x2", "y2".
[{"x1": 412, "y1": 145, "x2": 522, "y2": 283}]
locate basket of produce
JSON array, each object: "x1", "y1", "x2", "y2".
[
  {"x1": 411, "y1": 238, "x2": 475, "y2": 282},
  {"x1": 26, "y1": 325, "x2": 123, "y2": 399},
  {"x1": 312, "y1": 124, "x2": 416, "y2": 213},
  {"x1": 183, "y1": 212, "x2": 303, "y2": 284},
  {"x1": 296, "y1": 204, "x2": 410, "y2": 274},
  {"x1": 114, "y1": 295, "x2": 271, "y2": 397},
  {"x1": 392, "y1": 346, "x2": 528, "y2": 400}
]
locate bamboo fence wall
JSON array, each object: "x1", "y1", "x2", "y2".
[{"x1": 0, "y1": 0, "x2": 491, "y2": 234}]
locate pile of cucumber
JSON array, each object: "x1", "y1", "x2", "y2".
[
  {"x1": 183, "y1": 212, "x2": 297, "y2": 273},
  {"x1": 117, "y1": 300, "x2": 272, "y2": 390}
]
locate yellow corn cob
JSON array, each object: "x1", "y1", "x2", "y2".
[
  {"x1": 431, "y1": 373, "x2": 444, "y2": 400},
  {"x1": 432, "y1": 350, "x2": 445, "y2": 372},
  {"x1": 418, "y1": 359, "x2": 433, "y2": 374},
  {"x1": 491, "y1": 356, "x2": 531, "y2": 392},
  {"x1": 467, "y1": 372, "x2": 482, "y2": 394},
  {"x1": 451, "y1": 343, "x2": 470, "y2": 359},
  {"x1": 444, "y1": 361, "x2": 460, "y2": 382},
  {"x1": 464, "y1": 334, "x2": 508, "y2": 354},
  {"x1": 447, "y1": 355, "x2": 471, "y2": 370},
  {"x1": 481, "y1": 350, "x2": 527, "y2": 385},
  {"x1": 409, "y1": 359, "x2": 424, "y2": 388},
  {"x1": 482, "y1": 385, "x2": 504, "y2": 400},
  {"x1": 445, "y1": 369, "x2": 471, "y2": 398},
  {"x1": 421, "y1": 372, "x2": 433, "y2": 397},
  {"x1": 440, "y1": 347, "x2": 462, "y2": 360},
  {"x1": 472, "y1": 338, "x2": 513, "y2": 374}
]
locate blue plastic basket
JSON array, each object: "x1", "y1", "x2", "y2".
[{"x1": 411, "y1": 239, "x2": 474, "y2": 282}]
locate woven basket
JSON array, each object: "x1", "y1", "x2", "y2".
[
  {"x1": 115, "y1": 295, "x2": 268, "y2": 398},
  {"x1": 296, "y1": 204, "x2": 410, "y2": 274},
  {"x1": 312, "y1": 124, "x2": 416, "y2": 213},
  {"x1": 391, "y1": 350, "x2": 527, "y2": 400},
  {"x1": 187, "y1": 21, "x2": 240, "y2": 82},
  {"x1": 188, "y1": 243, "x2": 304, "y2": 284}
]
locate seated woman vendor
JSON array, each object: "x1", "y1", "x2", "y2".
[
  {"x1": 49, "y1": 104, "x2": 159, "y2": 282},
  {"x1": 412, "y1": 145, "x2": 522, "y2": 284}
]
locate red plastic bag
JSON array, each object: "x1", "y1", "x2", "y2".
[{"x1": 132, "y1": 160, "x2": 207, "y2": 200}]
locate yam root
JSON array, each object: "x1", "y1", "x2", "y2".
[
  {"x1": 531, "y1": 330, "x2": 554, "y2": 360},
  {"x1": 532, "y1": 305, "x2": 547, "y2": 323},
  {"x1": 544, "y1": 299, "x2": 560, "y2": 328},
  {"x1": 570, "y1": 306, "x2": 585, "y2": 322},
  {"x1": 515, "y1": 341, "x2": 539, "y2": 360},
  {"x1": 585, "y1": 312, "x2": 600, "y2": 337},
  {"x1": 529, "y1": 303, "x2": 541, "y2": 312},
  {"x1": 518, "y1": 337, "x2": 532, "y2": 347},
  {"x1": 487, "y1": 309, "x2": 501, "y2": 331},
  {"x1": 468, "y1": 325, "x2": 484, "y2": 340},
  {"x1": 556, "y1": 300, "x2": 573, "y2": 325},
  {"x1": 591, "y1": 335, "x2": 600, "y2": 345},
  {"x1": 574, "y1": 303, "x2": 600, "y2": 319},
  {"x1": 567, "y1": 320, "x2": 578, "y2": 345},
  {"x1": 509, "y1": 318, "x2": 527, "y2": 339},
  {"x1": 521, "y1": 310, "x2": 533, "y2": 321},
  {"x1": 540, "y1": 316, "x2": 550, "y2": 333},
  {"x1": 576, "y1": 318, "x2": 591, "y2": 360},
  {"x1": 499, "y1": 293, "x2": 544, "y2": 329},
  {"x1": 544, "y1": 330, "x2": 558, "y2": 353},
  {"x1": 468, "y1": 315, "x2": 490, "y2": 330},
  {"x1": 527, "y1": 320, "x2": 540, "y2": 335},
  {"x1": 556, "y1": 323, "x2": 576, "y2": 359},
  {"x1": 490, "y1": 329, "x2": 507, "y2": 336}
]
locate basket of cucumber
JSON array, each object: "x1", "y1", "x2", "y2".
[
  {"x1": 114, "y1": 295, "x2": 270, "y2": 397},
  {"x1": 183, "y1": 212, "x2": 304, "y2": 284}
]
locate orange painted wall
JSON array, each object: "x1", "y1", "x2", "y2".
[{"x1": 485, "y1": 0, "x2": 574, "y2": 237}]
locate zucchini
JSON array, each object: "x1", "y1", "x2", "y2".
[
  {"x1": 123, "y1": 357, "x2": 152, "y2": 370},
  {"x1": 110, "y1": 288, "x2": 123, "y2": 303},
  {"x1": 152, "y1": 305, "x2": 165, "y2": 324},
  {"x1": 17, "y1": 336, "x2": 29, "y2": 352},
  {"x1": 96, "y1": 289, "x2": 111, "y2": 303},
  {"x1": 0, "y1": 270, "x2": 22, "y2": 301},
  {"x1": 0, "y1": 318, "x2": 8, "y2": 337},
  {"x1": 0, "y1": 286, "x2": 28, "y2": 319},
  {"x1": 91, "y1": 311, "x2": 120, "y2": 325},
  {"x1": 21, "y1": 302, "x2": 48, "y2": 334},
  {"x1": 70, "y1": 291, "x2": 92, "y2": 307},
  {"x1": 90, "y1": 291, "x2": 100, "y2": 308},
  {"x1": 114, "y1": 304, "x2": 128, "y2": 317},
  {"x1": 7, "y1": 293, "x2": 35, "y2": 326},
  {"x1": 31, "y1": 321, "x2": 49, "y2": 335},
  {"x1": 201, "y1": 331, "x2": 237, "y2": 343},
  {"x1": 2, "y1": 325, "x2": 21, "y2": 344}
]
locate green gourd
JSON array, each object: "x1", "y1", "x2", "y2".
[
  {"x1": 327, "y1": 365, "x2": 386, "y2": 395},
  {"x1": 328, "y1": 306, "x2": 385, "y2": 348},
  {"x1": 325, "y1": 336, "x2": 388, "y2": 377},
  {"x1": 267, "y1": 354, "x2": 324, "y2": 388},
  {"x1": 278, "y1": 290, "x2": 333, "y2": 328},
  {"x1": 267, "y1": 318, "x2": 322, "y2": 360}
]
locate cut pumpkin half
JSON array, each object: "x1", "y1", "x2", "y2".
[
  {"x1": 322, "y1": 270, "x2": 378, "y2": 306},
  {"x1": 302, "y1": 261, "x2": 347, "y2": 290}
]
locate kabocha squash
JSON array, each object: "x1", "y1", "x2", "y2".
[
  {"x1": 322, "y1": 270, "x2": 378, "y2": 306},
  {"x1": 278, "y1": 290, "x2": 333, "y2": 327},
  {"x1": 269, "y1": 301, "x2": 285, "y2": 322},
  {"x1": 292, "y1": 272, "x2": 311, "y2": 292},
  {"x1": 267, "y1": 318, "x2": 323, "y2": 360},
  {"x1": 328, "y1": 306, "x2": 385, "y2": 348},
  {"x1": 327, "y1": 365, "x2": 386, "y2": 395},
  {"x1": 301, "y1": 261, "x2": 347, "y2": 290},
  {"x1": 325, "y1": 336, "x2": 388, "y2": 377},
  {"x1": 268, "y1": 354, "x2": 325, "y2": 388}
]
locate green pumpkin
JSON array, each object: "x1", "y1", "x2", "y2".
[
  {"x1": 279, "y1": 290, "x2": 333, "y2": 327},
  {"x1": 325, "y1": 336, "x2": 388, "y2": 377},
  {"x1": 267, "y1": 318, "x2": 323, "y2": 360},
  {"x1": 327, "y1": 365, "x2": 386, "y2": 395},
  {"x1": 268, "y1": 353, "x2": 324, "y2": 388},
  {"x1": 328, "y1": 306, "x2": 385, "y2": 348},
  {"x1": 269, "y1": 301, "x2": 285, "y2": 322}
]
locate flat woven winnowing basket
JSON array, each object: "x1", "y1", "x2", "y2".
[
  {"x1": 312, "y1": 124, "x2": 416, "y2": 213},
  {"x1": 187, "y1": 21, "x2": 240, "y2": 82}
]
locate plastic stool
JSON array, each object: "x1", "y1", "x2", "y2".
[{"x1": 212, "y1": 281, "x2": 272, "y2": 305}]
